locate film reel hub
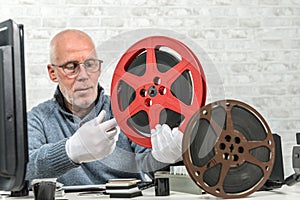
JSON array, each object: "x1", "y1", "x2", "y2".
[
  {"x1": 182, "y1": 100, "x2": 275, "y2": 199},
  {"x1": 111, "y1": 36, "x2": 206, "y2": 148},
  {"x1": 215, "y1": 130, "x2": 248, "y2": 167}
]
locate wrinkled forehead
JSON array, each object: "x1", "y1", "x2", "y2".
[{"x1": 50, "y1": 30, "x2": 97, "y2": 63}]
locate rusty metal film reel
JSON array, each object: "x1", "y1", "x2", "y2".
[{"x1": 182, "y1": 99, "x2": 275, "y2": 199}]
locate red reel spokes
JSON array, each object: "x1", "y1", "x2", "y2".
[{"x1": 111, "y1": 36, "x2": 206, "y2": 148}]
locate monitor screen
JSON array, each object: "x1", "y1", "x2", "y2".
[{"x1": 0, "y1": 19, "x2": 28, "y2": 192}]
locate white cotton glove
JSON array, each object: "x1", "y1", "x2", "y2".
[
  {"x1": 66, "y1": 110, "x2": 119, "y2": 163},
  {"x1": 151, "y1": 124, "x2": 183, "y2": 164}
]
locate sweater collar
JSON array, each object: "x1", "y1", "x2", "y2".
[{"x1": 54, "y1": 85, "x2": 105, "y2": 124}]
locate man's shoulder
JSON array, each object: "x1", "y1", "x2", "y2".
[{"x1": 28, "y1": 98, "x2": 58, "y2": 119}]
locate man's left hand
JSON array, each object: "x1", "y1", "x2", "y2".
[{"x1": 150, "y1": 124, "x2": 183, "y2": 164}]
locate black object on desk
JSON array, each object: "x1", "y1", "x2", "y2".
[
  {"x1": 10, "y1": 180, "x2": 29, "y2": 197},
  {"x1": 284, "y1": 132, "x2": 300, "y2": 186},
  {"x1": 106, "y1": 178, "x2": 143, "y2": 198},
  {"x1": 33, "y1": 181, "x2": 56, "y2": 200},
  {"x1": 155, "y1": 178, "x2": 169, "y2": 196}
]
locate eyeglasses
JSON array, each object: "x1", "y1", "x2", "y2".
[{"x1": 51, "y1": 58, "x2": 103, "y2": 78}]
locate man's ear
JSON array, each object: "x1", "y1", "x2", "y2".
[{"x1": 47, "y1": 64, "x2": 58, "y2": 82}]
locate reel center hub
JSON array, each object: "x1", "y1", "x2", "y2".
[
  {"x1": 148, "y1": 86, "x2": 157, "y2": 97},
  {"x1": 140, "y1": 76, "x2": 167, "y2": 107},
  {"x1": 217, "y1": 132, "x2": 246, "y2": 166},
  {"x1": 140, "y1": 84, "x2": 164, "y2": 107}
]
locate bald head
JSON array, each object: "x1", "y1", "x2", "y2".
[{"x1": 49, "y1": 29, "x2": 96, "y2": 64}]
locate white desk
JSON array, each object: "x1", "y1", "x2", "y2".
[{"x1": 2, "y1": 184, "x2": 300, "y2": 200}]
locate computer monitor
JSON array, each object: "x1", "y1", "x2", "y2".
[{"x1": 0, "y1": 19, "x2": 28, "y2": 192}]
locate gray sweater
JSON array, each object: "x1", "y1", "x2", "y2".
[{"x1": 26, "y1": 86, "x2": 167, "y2": 185}]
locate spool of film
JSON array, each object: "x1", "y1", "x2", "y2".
[{"x1": 182, "y1": 99, "x2": 275, "y2": 199}]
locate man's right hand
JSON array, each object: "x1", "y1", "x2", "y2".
[{"x1": 66, "y1": 110, "x2": 119, "y2": 163}]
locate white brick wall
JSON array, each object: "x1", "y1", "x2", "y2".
[{"x1": 1, "y1": 0, "x2": 299, "y2": 177}]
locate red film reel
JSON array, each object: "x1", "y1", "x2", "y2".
[{"x1": 110, "y1": 36, "x2": 206, "y2": 148}]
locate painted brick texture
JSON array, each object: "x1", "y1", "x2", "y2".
[{"x1": 0, "y1": 0, "x2": 299, "y2": 176}]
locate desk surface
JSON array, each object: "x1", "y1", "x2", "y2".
[{"x1": 3, "y1": 184, "x2": 300, "y2": 199}]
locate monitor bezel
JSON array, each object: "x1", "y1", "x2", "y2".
[{"x1": 0, "y1": 19, "x2": 28, "y2": 192}]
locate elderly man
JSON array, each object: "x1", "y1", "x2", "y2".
[{"x1": 26, "y1": 29, "x2": 182, "y2": 185}]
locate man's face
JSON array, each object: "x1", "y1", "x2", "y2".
[{"x1": 48, "y1": 33, "x2": 101, "y2": 111}]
